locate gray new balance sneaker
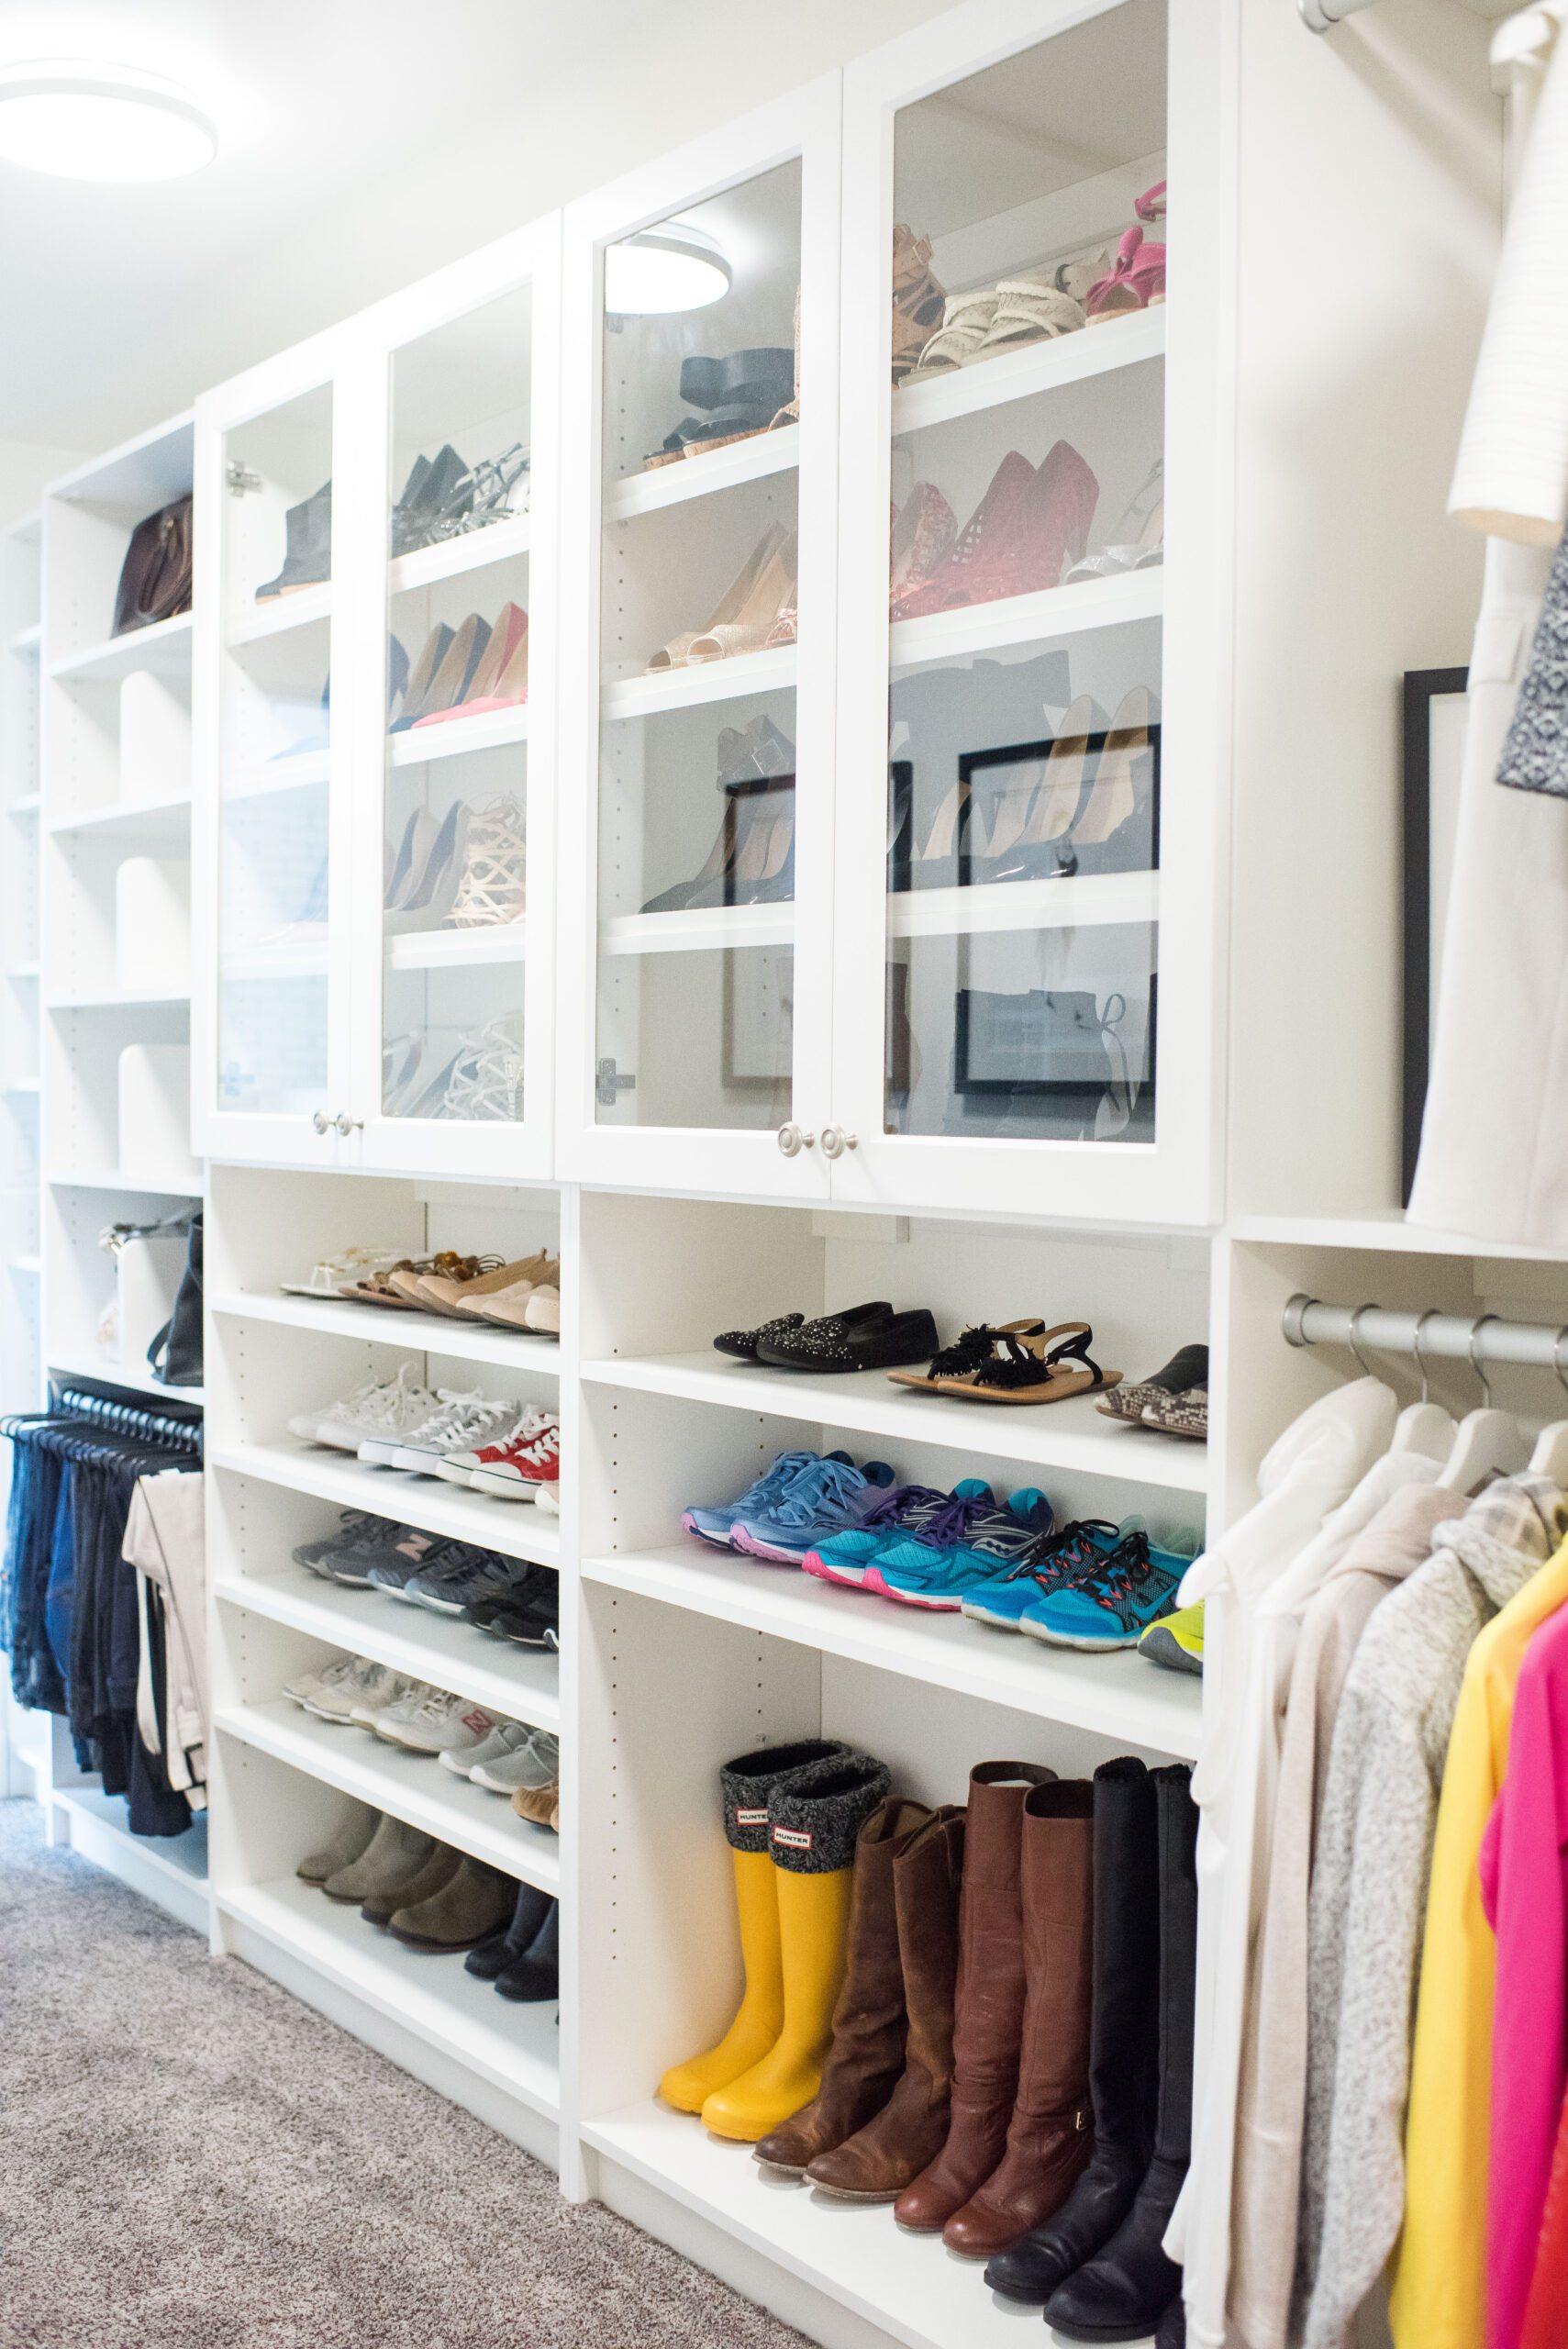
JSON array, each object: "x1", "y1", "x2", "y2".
[
  {"x1": 438, "y1": 1720, "x2": 528, "y2": 1779},
  {"x1": 404, "y1": 1550, "x2": 539, "y2": 1618}
]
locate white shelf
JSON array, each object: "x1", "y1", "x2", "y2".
[
  {"x1": 226, "y1": 748, "x2": 330, "y2": 801},
  {"x1": 579, "y1": 1350, "x2": 1210, "y2": 1494},
  {"x1": 7, "y1": 793, "x2": 39, "y2": 816},
  {"x1": 890, "y1": 568, "x2": 1162, "y2": 671},
  {"x1": 888, "y1": 871, "x2": 1159, "y2": 938},
  {"x1": 7, "y1": 621, "x2": 41, "y2": 656},
  {"x1": 209, "y1": 1287, "x2": 561, "y2": 1375},
  {"x1": 220, "y1": 938, "x2": 328, "y2": 983},
  {"x1": 600, "y1": 903, "x2": 793, "y2": 957},
  {"x1": 53, "y1": 1786, "x2": 209, "y2": 1932},
  {"x1": 49, "y1": 610, "x2": 193, "y2": 681},
  {"x1": 585, "y1": 1542, "x2": 1200, "y2": 1755},
  {"x1": 219, "y1": 1876, "x2": 559, "y2": 2121},
  {"x1": 3, "y1": 1075, "x2": 39, "y2": 1094},
  {"x1": 893, "y1": 305, "x2": 1166, "y2": 436},
  {"x1": 1229, "y1": 1210, "x2": 1568, "y2": 1264},
  {"x1": 46, "y1": 984, "x2": 189, "y2": 1010},
  {"x1": 388, "y1": 704, "x2": 528, "y2": 766},
  {"x1": 216, "y1": 1564, "x2": 560, "y2": 1731},
  {"x1": 49, "y1": 1353, "x2": 205, "y2": 1406},
  {"x1": 6, "y1": 962, "x2": 39, "y2": 981},
  {"x1": 228, "y1": 584, "x2": 331, "y2": 646},
  {"x1": 47, "y1": 789, "x2": 191, "y2": 841},
  {"x1": 208, "y1": 1438, "x2": 562, "y2": 1572},
  {"x1": 49, "y1": 1166, "x2": 201, "y2": 1194},
  {"x1": 217, "y1": 1697, "x2": 560, "y2": 1891},
  {"x1": 9, "y1": 1254, "x2": 41, "y2": 1275},
  {"x1": 49, "y1": 411, "x2": 193, "y2": 512},
  {"x1": 386, "y1": 924, "x2": 527, "y2": 970},
  {"x1": 585, "y1": 2100, "x2": 1154, "y2": 2349},
  {"x1": 606, "y1": 425, "x2": 800, "y2": 521},
  {"x1": 389, "y1": 511, "x2": 531, "y2": 594},
  {"x1": 606, "y1": 644, "x2": 795, "y2": 723}
]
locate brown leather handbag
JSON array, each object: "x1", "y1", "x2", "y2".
[{"x1": 112, "y1": 494, "x2": 193, "y2": 636}]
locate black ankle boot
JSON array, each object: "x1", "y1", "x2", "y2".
[
  {"x1": 1046, "y1": 1764, "x2": 1197, "y2": 2343},
  {"x1": 465, "y1": 1878, "x2": 553, "y2": 1981},
  {"x1": 495, "y1": 1897, "x2": 559, "y2": 2000},
  {"x1": 984, "y1": 1757, "x2": 1159, "y2": 2304}
]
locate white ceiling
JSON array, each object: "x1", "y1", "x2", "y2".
[{"x1": 0, "y1": 0, "x2": 950, "y2": 453}]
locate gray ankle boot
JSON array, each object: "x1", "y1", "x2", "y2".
[{"x1": 323, "y1": 1813, "x2": 432, "y2": 1904}]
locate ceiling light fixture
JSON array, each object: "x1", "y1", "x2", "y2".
[
  {"x1": 605, "y1": 224, "x2": 731, "y2": 316},
  {"x1": 0, "y1": 61, "x2": 217, "y2": 182}
]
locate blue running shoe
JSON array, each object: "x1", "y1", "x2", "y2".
[
  {"x1": 804, "y1": 1479, "x2": 988, "y2": 1588},
  {"x1": 1021, "y1": 1527, "x2": 1191, "y2": 1650},
  {"x1": 960, "y1": 1519, "x2": 1140, "y2": 1631},
  {"x1": 733, "y1": 1456, "x2": 897, "y2": 1565},
  {"x1": 681, "y1": 1449, "x2": 848, "y2": 1549},
  {"x1": 873, "y1": 1488, "x2": 1055, "y2": 1610}
]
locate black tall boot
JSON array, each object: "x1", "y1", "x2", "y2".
[
  {"x1": 1046, "y1": 1763, "x2": 1197, "y2": 2344},
  {"x1": 984, "y1": 1757, "x2": 1159, "y2": 2304}
]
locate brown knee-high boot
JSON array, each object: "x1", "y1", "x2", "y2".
[{"x1": 941, "y1": 1777, "x2": 1095, "y2": 2258}]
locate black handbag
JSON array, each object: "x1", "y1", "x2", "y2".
[
  {"x1": 147, "y1": 1213, "x2": 203, "y2": 1387},
  {"x1": 112, "y1": 495, "x2": 194, "y2": 637}
]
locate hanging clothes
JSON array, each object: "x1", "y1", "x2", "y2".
[
  {"x1": 1297, "y1": 1475, "x2": 1564, "y2": 2349},
  {"x1": 1392, "y1": 1520, "x2": 1568, "y2": 2349},
  {"x1": 1165, "y1": 1377, "x2": 1398, "y2": 2349},
  {"x1": 124, "y1": 1470, "x2": 207, "y2": 1810},
  {"x1": 1229, "y1": 1480, "x2": 1463, "y2": 2349},
  {"x1": 1521, "y1": 2084, "x2": 1568, "y2": 2347}
]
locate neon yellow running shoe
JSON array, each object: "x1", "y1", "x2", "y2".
[{"x1": 1139, "y1": 1598, "x2": 1204, "y2": 1675}]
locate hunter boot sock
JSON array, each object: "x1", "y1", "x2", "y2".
[
  {"x1": 986, "y1": 1757, "x2": 1160, "y2": 2301},
  {"x1": 297, "y1": 1798, "x2": 380, "y2": 1885},
  {"x1": 361, "y1": 1842, "x2": 461, "y2": 1928},
  {"x1": 495, "y1": 1897, "x2": 561, "y2": 1999},
  {"x1": 701, "y1": 1751, "x2": 893, "y2": 2143},
  {"x1": 754, "y1": 1797, "x2": 932, "y2": 2174},
  {"x1": 659, "y1": 1739, "x2": 850, "y2": 2113},
  {"x1": 1046, "y1": 1764, "x2": 1198, "y2": 2343},
  {"x1": 895, "y1": 1760, "x2": 1058, "y2": 2232},
  {"x1": 467, "y1": 1877, "x2": 555, "y2": 1980},
  {"x1": 807, "y1": 1805, "x2": 965, "y2": 2200},
  {"x1": 941, "y1": 1778, "x2": 1095, "y2": 2258},
  {"x1": 389, "y1": 1854, "x2": 517, "y2": 1950},
  {"x1": 321, "y1": 1811, "x2": 431, "y2": 1904}
]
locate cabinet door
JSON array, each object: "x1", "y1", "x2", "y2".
[
  {"x1": 347, "y1": 221, "x2": 560, "y2": 1180},
  {"x1": 557, "y1": 83, "x2": 841, "y2": 1198},
  {"x1": 193, "y1": 336, "x2": 360, "y2": 1168},
  {"x1": 831, "y1": 0, "x2": 1225, "y2": 1223}
]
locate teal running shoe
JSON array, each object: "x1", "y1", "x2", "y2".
[
  {"x1": 1020, "y1": 1527, "x2": 1192, "y2": 1650},
  {"x1": 872, "y1": 1488, "x2": 1055, "y2": 1611},
  {"x1": 960, "y1": 1518, "x2": 1136, "y2": 1632},
  {"x1": 802, "y1": 1482, "x2": 975, "y2": 1588}
]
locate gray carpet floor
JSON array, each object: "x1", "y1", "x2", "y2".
[{"x1": 0, "y1": 1798, "x2": 809, "y2": 2349}]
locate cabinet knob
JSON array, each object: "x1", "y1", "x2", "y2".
[
  {"x1": 334, "y1": 1111, "x2": 364, "y2": 1137},
  {"x1": 776, "y1": 1122, "x2": 816, "y2": 1157},
  {"x1": 821, "y1": 1127, "x2": 859, "y2": 1158},
  {"x1": 311, "y1": 1109, "x2": 331, "y2": 1134}
]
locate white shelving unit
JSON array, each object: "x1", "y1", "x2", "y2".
[{"x1": 1, "y1": 510, "x2": 44, "y2": 1457}]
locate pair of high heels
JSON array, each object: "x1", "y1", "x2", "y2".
[
  {"x1": 891, "y1": 444, "x2": 1099, "y2": 621},
  {"x1": 890, "y1": 686, "x2": 1159, "y2": 889},
  {"x1": 1065, "y1": 459, "x2": 1163, "y2": 582},
  {"x1": 890, "y1": 225, "x2": 948, "y2": 384},
  {"x1": 384, "y1": 795, "x2": 527, "y2": 932},
  {"x1": 384, "y1": 1019, "x2": 527, "y2": 1123},
  {"x1": 645, "y1": 344, "x2": 796, "y2": 469},
  {"x1": 646, "y1": 523, "x2": 799, "y2": 671},
  {"x1": 393, "y1": 604, "x2": 528, "y2": 734},
  {"x1": 391, "y1": 441, "x2": 529, "y2": 556},
  {"x1": 640, "y1": 771, "x2": 795, "y2": 916}
]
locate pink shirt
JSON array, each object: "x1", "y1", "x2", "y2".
[{"x1": 1480, "y1": 1602, "x2": 1568, "y2": 2349}]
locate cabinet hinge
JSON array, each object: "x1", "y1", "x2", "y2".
[
  {"x1": 596, "y1": 1056, "x2": 636, "y2": 1108},
  {"x1": 226, "y1": 461, "x2": 262, "y2": 497}
]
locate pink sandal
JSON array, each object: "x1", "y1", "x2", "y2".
[{"x1": 1087, "y1": 217, "x2": 1166, "y2": 322}]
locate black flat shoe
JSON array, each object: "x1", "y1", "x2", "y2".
[
  {"x1": 758, "y1": 1306, "x2": 939, "y2": 1375},
  {"x1": 714, "y1": 1311, "x2": 806, "y2": 1362}
]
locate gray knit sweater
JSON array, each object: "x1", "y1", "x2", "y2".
[{"x1": 1295, "y1": 1475, "x2": 1565, "y2": 2349}]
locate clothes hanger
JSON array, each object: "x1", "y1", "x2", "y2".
[
  {"x1": 1529, "y1": 1328, "x2": 1568, "y2": 1486},
  {"x1": 1389, "y1": 1307, "x2": 1458, "y2": 1461},
  {"x1": 1440, "y1": 1315, "x2": 1529, "y2": 1495}
]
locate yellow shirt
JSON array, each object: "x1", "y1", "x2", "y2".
[{"x1": 1391, "y1": 1535, "x2": 1568, "y2": 2349}]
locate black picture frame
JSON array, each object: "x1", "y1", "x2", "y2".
[{"x1": 1401, "y1": 665, "x2": 1469, "y2": 1204}]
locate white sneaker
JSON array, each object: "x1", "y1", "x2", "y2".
[
  {"x1": 283, "y1": 1653, "x2": 353, "y2": 1707},
  {"x1": 438, "y1": 1720, "x2": 528, "y2": 1778},
  {"x1": 472, "y1": 1730, "x2": 561, "y2": 1794},
  {"x1": 356, "y1": 1386, "x2": 482, "y2": 1470},
  {"x1": 379, "y1": 1687, "x2": 497, "y2": 1756},
  {"x1": 315, "y1": 1364, "x2": 441, "y2": 1454},
  {"x1": 434, "y1": 1401, "x2": 555, "y2": 1486},
  {"x1": 288, "y1": 1372, "x2": 385, "y2": 1446},
  {"x1": 352, "y1": 1676, "x2": 436, "y2": 1732},
  {"x1": 534, "y1": 1480, "x2": 561, "y2": 1517},
  {"x1": 381, "y1": 1392, "x2": 522, "y2": 1475},
  {"x1": 304, "y1": 1657, "x2": 413, "y2": 1724}
]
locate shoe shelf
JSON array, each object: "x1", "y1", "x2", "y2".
[
  {"x1": 9, "y1": 791, "x2": 39, "y2": 815},
  {"x1": 47, "y1": 1351, "x2": 205, "y2": 1406},
  {"x1": 44, "y1": 985, "x2": 190, "y2": 1011},
  {"x1": 606, "y1": 644, "x2": 796, "y2": 723},
  {"x1": 606, "y1": 425, "x2": 800, "y2": 523},
  {"x1": 584, "y1": 1542, "x2": 1201, "y2": 1758},
  {"x1": 387, "y1": 704, "x2": 529, "y2": 767},
  {"x1": 886, "y1": 871, "x2": 1160, "y2": 941},
  {"x1": 6, "y1": 962, "x2": 39, "y2": 981},
  {"x1": 10, "y1": 1254, "x2": 41, "y2": 1276},
  {"x1": 47, "y1": 609, "x2": 193, "y2": 682},
  {"x1": 207, "y1": 1440, "x2": 562, "y2": 1573},
  {"x1": 52, "y1": 1785, "x2": 209, "y2": 1932},
  {"x1": 4, "y1": 1076, "x2": 40, "y2": 1095},
  {"x1": 388, "y1": 511, "x2": 532, "y2": 596},
  {"x1": 8, "y1": 620, "x2": 42, "y2": 657},
  {"x1": 219, "y1": 940, "x2": 328, "y2": 984},
  {"x1": 224, "y1": 749, "x2": 330, "y2": 802},
  {"x1": 46, "y1": 788, "x2": 192, "y2": 843},
  {"x1": 227, "y1": 584, "x2": 331, "y2": 647},
  {"x1": 218, "y1": 1874, "x2": 560, "y2": 2123},
  {"x1": 48, "y1": 1167, "x2": 202, "y2": 1195},
  {"x1": 598, "y1": 904, "x2": 794, "y2": 958},
  {"x1": 384, "y1": 925, "x2": 528, "y2": 971},
  {"x1": 888, "y1": 567, "x2": 1162, "y2": 673},
  {"x1": 215, "y1": 1696, "x2": 562, "y2": 1892},
  {"x1": 209, "y1": 1287, "x2": 562, "y2": 1376},
  {"x1": 892, "y1": 305, "x2": 1166, "y2": 437},
  {"x1": 216, "y1": 1564, "x2": 561, "y2": 1732},
  {"x1": 579, "y1": 1352, "x2": 1209, "y2": 1495}
]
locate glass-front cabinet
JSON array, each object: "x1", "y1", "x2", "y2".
[{"x1": 558, "y1": 85, "x2": 842, "y2": 1197}]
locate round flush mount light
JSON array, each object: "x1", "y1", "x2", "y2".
[
  {"x1": 605, "y1": 224, "x2": 731, "y2": 317},
  {"x1": 0, "y1": 61, "x2": 217, "y2": 182}
]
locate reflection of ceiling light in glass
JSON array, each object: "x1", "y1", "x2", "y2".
[
  {"x1": 0, "y1": 61, "x2": 217, "y2": 181},
  {"x1": 606, "y1": 225, "x2": 731, "y2": 316}
]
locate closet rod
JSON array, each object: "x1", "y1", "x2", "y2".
[
  {"x1": 1284, "y1": 1294, "x2": 1568, "y2": 1372},
  {"x1": 1297, "y1": 0, "x2": 1377, "y2": 28}
]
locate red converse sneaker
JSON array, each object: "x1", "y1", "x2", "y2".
[{"x1": 468, "y1": 1418, "x2": 562, "y2": 1501}]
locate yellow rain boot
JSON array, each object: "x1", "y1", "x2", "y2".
[
  {"x1": 702, "y1": 1751, "x2": 892, "y2": 2143},
  {"x1": 658, "y1": 1738, "x2": 847, "y2": 2114}
]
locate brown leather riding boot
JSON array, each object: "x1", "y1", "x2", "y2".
[
  {"x1": 941, "y1": 1778, "x2": 1095, "y2": 2258},
  {"x1": 806, "y1": 1805, "x2": 965, "y2": 2200},
  {"x1": 895, "y1": 1761, "x2": 1057, "y2": 2232},
  {"x1": 753, "y1": 1798, "x2": 931, "y2": 2174}
]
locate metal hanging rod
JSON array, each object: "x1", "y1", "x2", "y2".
[
  {"x1": 1284, "y1": 1294, "x2": 1568, "y2": 1373},
  {"x1": 1298, "y1": 0, "x2": 1377, "y2": 30}
]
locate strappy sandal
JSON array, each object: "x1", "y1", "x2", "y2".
[
  {"x1": 280, "y1": 1247, "x2": 403, "y2": 1299},
  {"x1": 890, "y1": 224, "x2": 947, "y2": 384},
  {"x1": 885, "y1": 1319, "x2": 1048, "y2": 1392},
  {"x1": 903, "y1": 288, "x2": 1001, "y2": 381},
  {"x1": 339, "y1": 1258, "x2": 437, "y2": 1309},
  {"x1": 937, "y1": 1321, "x2": 1121, "y2": 1407},
  {"x1": 439, "y1": 1017, "x2": 527, "y2": 1123},
  {"x1": 1065, "y1": 461, "x2": 1163, "y2": 584},
  {"x1": 450, "y1": 796, "x2": 527, "y2": 929},
  {"x1": 1086, "y1": 225, "x2": 1166, "y2": 322},
  {"x1": 415, "y1": 1254, "x2": 522, "y2": 1317},
  {"x1": 972, "y1": 281, "x2": 1085, "y2": 358},
  {"x1": 387, "y1": 1250, "x2": 481, "y2": 1305}
]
